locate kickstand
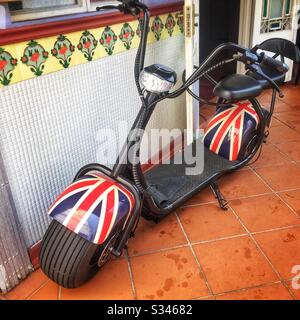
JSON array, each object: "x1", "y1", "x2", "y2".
[
  {"x1": 263, "y1": 129, "x2": 270, "y2": 143},
  {"x1": 210, "y1": 182, "x2": 228, "y2": 211}
]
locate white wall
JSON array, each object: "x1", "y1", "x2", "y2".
[{"x1": 0, "y1": 35, "x2": 186, "y2": 246}]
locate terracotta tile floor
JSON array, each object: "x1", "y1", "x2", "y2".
[{"x1": 2, "y1": 83, "x2": 300, "y2": 300}]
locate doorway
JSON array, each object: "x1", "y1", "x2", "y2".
[
  {"x1": 199, "y1": 0, "x2": 241, "y2": 99},
  {"x1": 251, "y1": 0, "x2": 299, "y2": 82}
]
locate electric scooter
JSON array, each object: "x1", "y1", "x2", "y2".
[{"x1": 39, "y1": 0, "x2": 289, "y2": 288}]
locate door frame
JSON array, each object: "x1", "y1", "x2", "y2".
[
  {"x1": 238, "y1": 0, "x2": 299, "y2": 78},
  {"x1": 238, "y1": 0, "x2": 255, "y2": 48},
  {"x1": 237, "y1": 0, "x2": 255, "y2": 74},
  {"x1": 185, "y1": 0, "x2": 200, "y2": 144}
]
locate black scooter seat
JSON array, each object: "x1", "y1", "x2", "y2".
[{"x1": 213, "y1": 74, "x2": 263, "y2": 102}]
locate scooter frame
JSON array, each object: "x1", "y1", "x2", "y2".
[{"x1": 67, "y1": 0, "x2": 286, "y2": 257}]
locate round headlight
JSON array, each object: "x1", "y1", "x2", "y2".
[{"x1": 139, "y1": 64, "x2": 177, "y2": 93}]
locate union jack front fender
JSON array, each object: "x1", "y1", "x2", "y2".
[{"x1": 48, "y1": 170, "x2": 136, "y2": 245}]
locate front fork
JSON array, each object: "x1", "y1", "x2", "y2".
[{"x1": 112, "y1": 205, "x2": 143, "y2": 257}]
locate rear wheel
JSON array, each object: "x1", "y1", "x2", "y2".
[{"x1": 40, "y1": 220, "x2": 117, "y2": 288}]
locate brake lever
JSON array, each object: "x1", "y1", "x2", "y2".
[{"x1": 247, "y1": 64, "x2": 284, "y2": 98}]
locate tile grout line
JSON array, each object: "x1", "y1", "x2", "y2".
[
  {"x1": 190, "y1": 233, "x2": 248, "y2": 246},
  {"x1": 182, "y1": 191, "x2": 274, "y2": 209},
  {"x1": 129, "y1": 243, "x2": 190, "y2": 258},
  {"x1": 125, "y1": 250, "x2": 138, "y2": 300},
  {"x1": 174, "y1": 211, "x2": 214, "y2": 297},
  {"x1": 251, "y1": 162, "x2": 293, "y2": 170},
  {"x1": 58, "y1": 285, "x2": 62, "y2": 301},
  {"x1": 194, "y1": 279, "x2": 285, "y2": 300},
  {"x1": 25, "y1": 279, "x2": 50, "y2": 300},
  {"x1": 228, "y1": 202, "x2": 296, "y2": 300},
  {"x1": 249, "y1": 166, "x2": 300, "y2": 219},
  {"x1": 250, "y1": 140, "x2": 294, "y2": 169},
  {"x1": 268, "y1": 140, "x2": 299, "y2": 164},
  {"x1": 128, "y1": 226, "x2": 300, "y2": 260},
  {"x1": 193, "y1": 295, "x2": 215, "y2": 300},
  {"x1": 275, "y1": 192, "x2": 300, "y2": 218},
  {"x1": 272, "y1": 114, "x2": 300, "y2": 132},
  {"x1": 189, "y1": 223, "x2": 300, "y2": 246},
  {"x1": 246, "y1": 167, "x2": 299, "y2": 299},
  {"x1": 183, "y1": 185, "x2": 300, "y2": 210},
  {"x1": 275, "y1": 186, "x2": 300, "y2": 193},
  {"x1": 281, "y1": 279, "x2": 297, "y2": 300},
  {"x1": 251, "y1": 224, "x2": 300, "y2": 236}
]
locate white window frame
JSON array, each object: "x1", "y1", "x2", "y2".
[
  {"x1": 9, "y1": 0, "x2": 118, "y2": 22},
  {"x1": 260, "y1": 0, "x2": 294, "y2": 33}
]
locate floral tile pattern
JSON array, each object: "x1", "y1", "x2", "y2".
[
  {"x1": 51, "y1": 35, "x2": 75, "y2": 68},
  {"x1": 151, "y1": 16, "x2": 164, "y2": 41},
  {"x1": 177, "y1": 14, "x2": 184, "y2": 34},
  {"x1": 21, "y1": 40, "x2": 49, "y2": 76},
  {"x1": 77, "y1": 30, "x2": 98, "y2": 61},
  {"x1": 0, "y1": 48, "x2": 18, "y2": 86},
  {"x1": 165, "y1": 14, "x2": 176, "y2": 37},
  {"x1": 0, "y1": 12, "x2": 183, "y2": 88},
  {"x1": 119, "y1": 23, "x2": 135, "y2": 50},
  {"x1": 100, "y1": 26, "x2": 118, "y2": 56}
]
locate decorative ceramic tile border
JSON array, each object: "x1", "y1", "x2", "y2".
[{"x1": 0, "y1": 12, "x2": 184, "y2": 88}]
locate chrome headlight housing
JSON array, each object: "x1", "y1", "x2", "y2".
[{"x1": 139, "y1": 64, "x2": 177, "y2": 93}]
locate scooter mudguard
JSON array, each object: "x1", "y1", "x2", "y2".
[
  {"x1": 203, "y1": 101, "x2": 260, "y2": 161},
  {"x1": 48, "y1": 171, "x2": 135, "y2": 245}
]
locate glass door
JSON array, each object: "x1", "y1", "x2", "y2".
[{"x1": 252, "y1": 0, "x2": 298, "y2": 81}]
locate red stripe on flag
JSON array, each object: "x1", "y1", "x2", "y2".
[
  {"x1": 231, "y1": 115, "x2": 242, "y2": 161},
  {"x1": 88, "y1": 171, "x2": 135, "y2": 208},
  {"x1": 97, "y1": 189, "x2": 115, "y2": 244},
  {"x1": 205, "y1": 109, "x2": 233, "y2": 134},
  {"x1": 66, "y1": 181, "x2": 112, "y2": 231},
  {"x1": 243, "y1": 105, "x2": 256, "y2": 115},
  {"x1": 115, "y1": 184, "x2": 135, "y2": 209},
  {"x1": 211, "y1": 106, "x2": 244, "y2": 153},
  {"x1": 243, "y1": 106, "x2": 260, "y2": 123},
  {"x1": 49, "y1": 179, "x2": 98, "y2": 212},
  {"x1": 235, "y1": 102, "x2": 258, "y2": 119}
]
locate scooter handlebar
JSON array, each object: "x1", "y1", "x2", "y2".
[
  {"x1": 97, "y1": 0, "x2": 148, "y2": 16},
  {"x1": 259, "y1": 53, "x2": 289, "y2": 74},
  {"x1": 233, "y1": 48, "x2": 288, "y2": 97},
  {"x1": 96, "y1": 5, "x2": 122, "y2": 11},
  {"x1": 246, "y1": 63, "x2": 284, "y2": 97}
]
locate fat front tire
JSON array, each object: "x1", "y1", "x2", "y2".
[{"x1": 40, "y1": 220, "x2": 114, "y2": 288}]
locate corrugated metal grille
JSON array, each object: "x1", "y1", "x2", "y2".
[
  {"x1": 0, "y1": 154, "x2": 32, "y2": 293},
  {"x1": 0, "y1": 35, "x2": 185, "y2": 253}
]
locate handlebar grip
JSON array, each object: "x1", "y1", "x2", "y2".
[
  {"x1": 96, "y1": 5, "x2": 121, "y2": 11},
  {"x1": 261, "y1": 54, "x2": 289, "y2": 74},
  {"x1": 247, "y1": 63, "x2": 284, "y2": 97}
]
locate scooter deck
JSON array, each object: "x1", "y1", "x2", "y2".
[{"x1": 144, "y1": 140, "x2": 237, "y2": 206}]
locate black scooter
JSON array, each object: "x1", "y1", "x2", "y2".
[{"x1": 39, "y1": 0, "x2": 289, "y2": 288}]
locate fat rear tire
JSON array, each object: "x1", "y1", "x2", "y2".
[{"x1": 40, "y1": 220, "x2": 112, "y2": 288}]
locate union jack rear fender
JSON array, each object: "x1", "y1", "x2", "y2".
[
  {"x1": 203, "y1": 101, "x2": 260, "y2": 161},
  {"x1": 48, "y1": 171, "x2": 135, "y2": 245}
]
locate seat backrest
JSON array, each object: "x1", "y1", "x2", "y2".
[{"x1": 257, "y1": 38, "x2": 300, "y2": 63}]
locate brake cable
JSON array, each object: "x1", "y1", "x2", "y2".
[{"x1": 182, "y1": 58, "x2": 236, "y2": 106}]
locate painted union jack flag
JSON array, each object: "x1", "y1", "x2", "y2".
[
  {"x1": 48, "y1": 171, "x2": 135, "y2": 245},
  {"x1": 203, "y1": 101, "x2": 259, "y2": 161}
]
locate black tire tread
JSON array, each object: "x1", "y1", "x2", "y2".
[{"x1": 40, "y1": 220, "x2": 101, "y2": 288}]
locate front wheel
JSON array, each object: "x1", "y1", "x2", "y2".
[{"x1": 40, "y1": 220, "x2": 117, "y2": 288}]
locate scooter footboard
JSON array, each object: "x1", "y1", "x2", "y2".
[{"x1": 48, "y1": 171, "x2": 136, "y2": 245}]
